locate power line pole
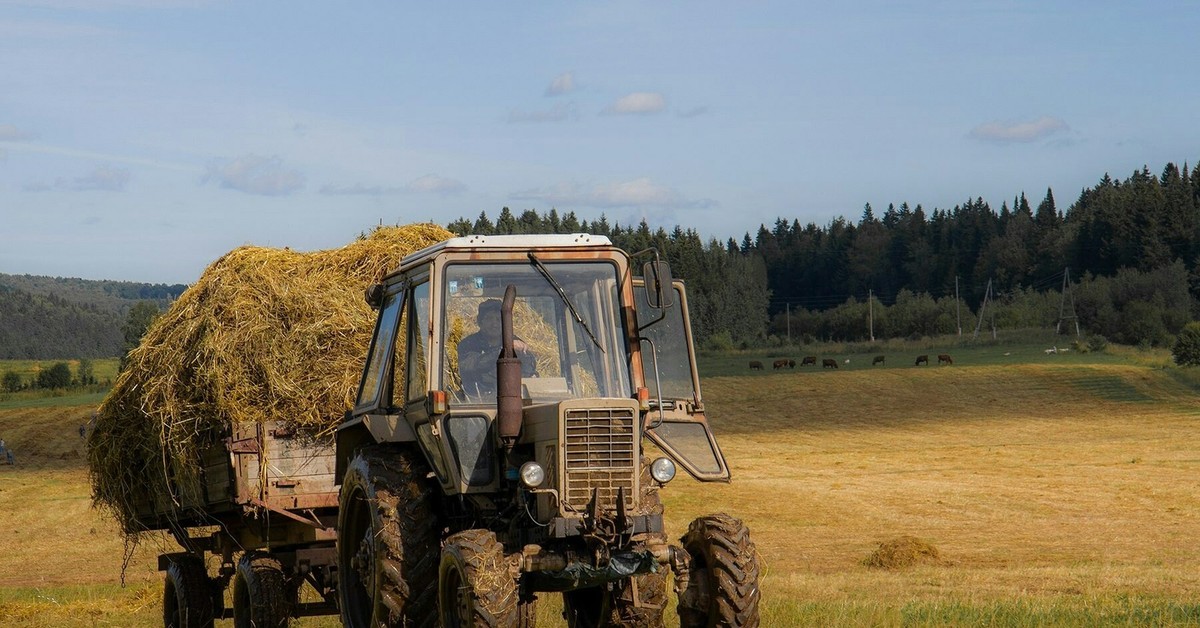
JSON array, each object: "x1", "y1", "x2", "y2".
[
  {"x1": 955, "y1": 275, "x2": 962, "y2": 336},
  {"x1": 786, "y1": 302, "x2": 791, "y2": 344},
  {"x1": 973, "y1": 279, "x2": 995, "y2": 340},
  {"x1": 1057, "y1": 267, "x2": 1080, "y2": 338},
  {"x1": 868, "y1": 289, "x2": 875, "y2": 342}
]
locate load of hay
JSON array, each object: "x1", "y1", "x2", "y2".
[{"x1": 88, "y1": 224, "x2": 452, "y2": 533}]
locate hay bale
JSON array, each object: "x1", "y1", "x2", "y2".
[
  {"x1": 862, "y1": 535, "x2": 942, "y2": 570},
  {"x1": 88, "y1": 224, "x2": 452, "y2": 533}
]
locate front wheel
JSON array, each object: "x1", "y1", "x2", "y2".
[
  {"x1": 677, "y1": 514, "x2": 761, "y2": 628},
  {"x1": 439, "y1": 529, "x2": 520, "y2": 627},
  {"x1": 163, "y1": 554, "x2": 215, "y2": 628}
]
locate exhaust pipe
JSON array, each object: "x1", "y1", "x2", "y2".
[{"x1": 497, "y1": 284, "x2": 522, "y2": 449}]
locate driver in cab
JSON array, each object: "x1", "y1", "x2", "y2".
[{"x1": 457, "y1": 299, "x2": 538, "y2": 397}]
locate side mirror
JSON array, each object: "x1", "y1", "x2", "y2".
[
  {"x1": 642, "y1": 261, "x2": 674, "y2": 309},
  {"x1": 364, "y1": 283, "x2": 384, "y2": 309}
]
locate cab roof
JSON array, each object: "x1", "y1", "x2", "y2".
[{"x1": 397, "y1": 233, "x2": 615, "y2": 271}]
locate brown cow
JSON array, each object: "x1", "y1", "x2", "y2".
[
  {"x1": 787, "y1": 359, "x2": 796, "y2": 368},
  {"x1": 872, "y1": 355, "x2": 885, "y2": 366},
  {"x1": 801, "y1": 356, "x2": 817, "y2": 366},
  {"x1": 822, "y1": 358, "x2": 839, "y2": 369},
  {"x1": 749, "y1": 360, "x2": 764, "y2": 370},
  {"x1": 773, "y1": 359, "x2": 789, "y2": 369},
  {"x1": 938, "y1": 354, "x2": 953, "y2": 365},
  {"x1": 915, "y1": 354, "x2": 929, "y2": 366}
]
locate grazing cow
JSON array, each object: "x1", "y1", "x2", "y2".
[
  {"x1": 787, "y1": 359, "x2": 796, "y2": 368},
  {"x1": 749, "y1": 360, "x2": 764, "y2": 370},
  {"x1": 938, "y1": 353, "x2": 953, "y2": 365},
  {"x1": 801, "y1": 356, "x2": 817, "y2": 366},
  {"x1": 873, "y1": 355, "x2": 885, "y2": 366},
  {"x1": 773, "y1": 359, "x2": 789, "y2": 370},
  {"x1": 822, "y1": 358, "x2": 839, "y2": 369},
  {"x1": 915, "y1": 354, "x2": 929, "y2": 366}
]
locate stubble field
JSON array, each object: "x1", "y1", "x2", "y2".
[{"x1": 3, "y1": 346, "x2": 1200, "y2": 626}]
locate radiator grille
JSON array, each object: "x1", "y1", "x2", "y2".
[{"x1": 563, "y1": 407, "x2": 637, "y2": 512}]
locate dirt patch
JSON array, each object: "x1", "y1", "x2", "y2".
[{"x1": 862, "y1": 535, "x2": 942, "y2": 570}]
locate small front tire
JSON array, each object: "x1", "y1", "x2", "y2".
[
  {"x1": 439, "y1": 529, "x2": 519, "y2": 627},
  {"x1": 677, "y1": 514, "x2": 761, "y2": 628}
]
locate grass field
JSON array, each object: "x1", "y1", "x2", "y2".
[{"x1": 4, "y1": 342, "x2": 1200, "y2": 625}]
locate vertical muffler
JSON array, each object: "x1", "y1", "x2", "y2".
[{"x1": 497, "y1": 284, "x2": 522, "y2": 449}]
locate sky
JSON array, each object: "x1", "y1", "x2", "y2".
[{"x1": 2, "y1": 1, "x2": 1198, "y2": 284}]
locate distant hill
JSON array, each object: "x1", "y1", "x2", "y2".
[{"x1": 0, "y1": 274, "x2": 187, "y2": 359}]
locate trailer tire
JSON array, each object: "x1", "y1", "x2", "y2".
[
  {"x1": 438, "y1": 529, "x2": 519, "y2": 627},
  {"x1": 677, "y1": 514, "x2": 760, "y2": 628},
  {"x1": 338, "y1": 445, "x2": 440, "y2": 627},
  {"x1": 163, "y1": 554, "x2": 215, "y2": 628},
  {"x1": 233, "y1": 552, "x2": 292, "y2": 628}
]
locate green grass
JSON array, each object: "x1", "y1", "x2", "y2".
[
  {"x1": 0, "y1": 358, "x2": 120, "y2": 386},
  {"x1": 0, "y1": 391, "x2": 109, "y2": 410}
]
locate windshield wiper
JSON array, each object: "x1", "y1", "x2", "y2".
[{"x1": 527, "y1": 253, "x2": 604, "y2": 353}]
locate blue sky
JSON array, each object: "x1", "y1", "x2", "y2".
[{"x1": 2, "y1": 1, "x2": 1197, "y2": 283}]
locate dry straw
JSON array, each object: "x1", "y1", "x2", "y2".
[{"x1": 88, "y1": 224, "x2": 453, "y2": 534}]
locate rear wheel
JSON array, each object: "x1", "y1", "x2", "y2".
[
  {"x1": 438, "y1": 529, "x2": 519, "y2": 627},
  {"x1": 232, "y1": 552, "x2": 292, "y2": 627},
  {"x1": 163, "y1": 554, "x2": 215, "y2": 628},
  {"x1": 676, "y1": 514, "x2": 760, "y2": 628},
  {"x1": 337, "y1": 446, "x2": 440, "y2": 627}
]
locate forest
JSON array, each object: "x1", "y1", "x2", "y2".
[{"x1": 449, "y1": 160, "x2": 1200, "y2": 349}]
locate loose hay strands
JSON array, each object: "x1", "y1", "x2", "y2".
[
  {"x1": 87, "y1": 224, "x2": 453, "y2": 534},
  {"x1": 862, "y1": 535, "x2": 943, "y2": 570}
]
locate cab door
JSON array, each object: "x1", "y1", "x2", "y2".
[{"x1": 634, "y1": 279, "x2": 730, "y2": 482}]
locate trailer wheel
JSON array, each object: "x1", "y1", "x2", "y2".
[
  {"x1": 438, "y1": 529, "x2": 519, "y2": 627},
  {"x1": 677, "y1": 514, "x2": 761, "y2": 628},
  {"x1": 338, "y1": 445, "x2": 440, "y2": 627},
  {"x1": 233, "y1": 552, "x2": 292, "y2": 628},
  {"x1": 163, "y1": 554, "x2": 215, "y2": 628}
]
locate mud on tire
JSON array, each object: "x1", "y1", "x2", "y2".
[
  {"x1": 438, "y1": 529, "x2": 519, "y2": 627},
  {"x1": 163, "y1": 554, "x2": 215, "y2": 628},
  {"x1": 232, "y1": 551, "x2": 292, "y2": 628},
  {"x1": 677, "y1": 514, "x2": 760, "y2": 628},
  {"x1": 338, "y1": 445, "x2": 441, "y2": 627}
]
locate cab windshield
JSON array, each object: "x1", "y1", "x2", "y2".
[{"x1": 441, "y1": 261, "x2": 630, "y2": 404}]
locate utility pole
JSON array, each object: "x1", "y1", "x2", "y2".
[
  {"x1": 868, "y1": 289, "x2": 875, "y2": 342},
  {"x1": 1057, "y1": 267, "x2": 1080, "y2": 338},
  {"x1": 955, "y1": 275, "x2": 962, "y2": 336},
  {"x1": 786, "y1": 303, "x2": 791, "y2": 344},
  {"x1": 973, "y1": 279, "x2": 995, "y2": 340}
]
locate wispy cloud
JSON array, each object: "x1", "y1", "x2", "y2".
[
  {"x1": 23, "y1": 164, "x2": 131, "y2": 192},
  {"x1": 203, "y1": 154, "x2": 305, "y2": 196},
  {"x1": 320, "y1": 174, "x2": 466, "y2": 197},
  {"x1": 2, "y1": 0, "x2": 212, "y2": 10},
  {"x1": 602, "y1": 92, "x2": 667, "y2": 116},
  {"x1": 511, "y1": 177, "x2": 714, "y2": 210},
  {"x1": 676, "y1": 106, "x2": 709, "y2": 119},
  {"x1": 0, "y1": 124, "x2": 37, "y2": 141},
  {"x1": 970, "y1": 116, "x2": 1069, "y2": 143},
  {"x1": 508, "y1": 102, "x2": 577, "y2": 124},
  {"x1": 545, "y1": 72, "x2": 576, "y2": 96}
]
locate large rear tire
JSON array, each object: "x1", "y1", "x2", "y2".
[
  {"x1": 337, "y1": 445, "x2": 441, "y2": 627},
  {"x1": 677, "y1": 514, "x2": 760, "y2": 628},
  {"x1": 438, "y1": 529, "x2": 519, "y2": 627},
  {"x1": 163, "y1": 554, "x2": 215, "y2": 628},
  {"x1": 232, "y1": 551, "x2": 292, "y2": 628}
]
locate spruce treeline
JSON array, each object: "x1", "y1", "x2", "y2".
[{"x1": 451, "y1": 161, "x2": 1200, "y2": 348}]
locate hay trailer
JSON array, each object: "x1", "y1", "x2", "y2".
[
  {"x1": 147, "y1": 421, "x2": 341, "y2": 626},
  {"x1": 333, "y1": 234, "x2": 761, "y2": 627}
]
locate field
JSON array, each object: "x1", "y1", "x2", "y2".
[{"x1": 4, "y1": 344, "x2": 1200, "y2": 625}]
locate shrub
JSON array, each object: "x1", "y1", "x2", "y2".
[{"x1": 1172, "y1": 323, "x2": 1200, "y2": 366}]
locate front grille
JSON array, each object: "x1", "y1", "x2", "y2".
[{"x1": 563, "y1": 407, "x2": 637, "y2": 512}]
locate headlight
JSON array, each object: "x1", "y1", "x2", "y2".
[
  {"x1": 519, "y1": 461, "x2": 546, "y2": 488},
  {"x1": 650, "y1": 457, "x2": 676, "y2": 484}
]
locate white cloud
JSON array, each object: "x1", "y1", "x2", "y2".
[
  {"x1": 21, "y1": 164, "x2": 131, "y2": 192},
  {"x1": 545, "y1": 72, "x2": 576, "y2": 96},
  {"x1": 320, "y1": 174, "x2": 465, "y2": 197},
  {"x1": 203, "y1": 154, "x2": 305, "y2": 196},
  {"x1": 511, "y1": 177, "x2": 714, "y2": 210},
  {"x1": 508, "y1": 103, "x2": 577, "y2": 123},
  {"x1": 602, "y1": 92, "x2": 667, "y2": 115},
  {"x1": 0, "y1": 124, "x2": 36, "y2": 141},
  {"x1": 404, "y1": 174, "x2": 466, "y2": 195},
  {"x1": 969, "y1": 116, "x2": 1069, "y2": 143}
]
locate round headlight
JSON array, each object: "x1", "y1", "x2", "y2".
[
  {"x1": 650, "y1": 457, "x2": 676, "y2": 484},
  {"x1": 519, "y1": 461, "x2": 546, "y2": 488}
]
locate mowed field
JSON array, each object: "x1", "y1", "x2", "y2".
[{"x1": 4, "y1": 347, "x2": 1200, "y2": 626}]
